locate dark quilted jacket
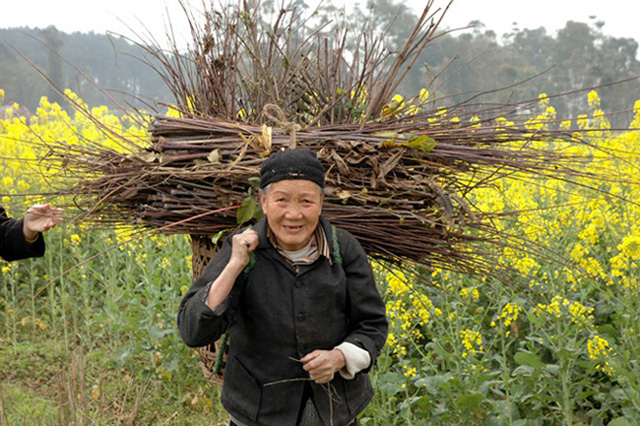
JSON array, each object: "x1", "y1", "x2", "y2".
[{"x1": 178, "y1": 216, "x2": 388, "y2": 426}]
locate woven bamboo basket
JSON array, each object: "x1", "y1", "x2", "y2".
[{"x1": 190, "y1": 234, "x2": 226, "y2": 385}]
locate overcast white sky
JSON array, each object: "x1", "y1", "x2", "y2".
[{"x1": 0, "y1": 0, "x2": 638, "y2": 46}]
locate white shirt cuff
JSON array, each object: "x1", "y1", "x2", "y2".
[{"x1": 335, "y1": 342, "x2": 371, "y2": 380}]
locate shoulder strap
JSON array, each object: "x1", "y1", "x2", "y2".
[
  {"x1": 243, "y1": 252, "x2": 256, "y2": 278},
  {"x1": 331, "y1": 223, "x2": 343, "y2": 268}
]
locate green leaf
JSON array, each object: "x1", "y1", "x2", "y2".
[
  {"x1": 514, "y1": 351, "x2": 545, "y2": 369},
  {"x1": 456, "y1": 393, "x2": 484, "y2": 411},
  {"x1": 237, "y1": 197, "x2": 257, "y2": 224},
  {"x1": 608, "y1": 418, "x2": 631, "y2": 426},
  {"x1": 483, "y1": 416, "x2": 505, "y2": 426},
  {"x1": 376, "y1": 371, "x2": 405, "y2": 397},
  {"x1": 400, "y1": 135, "x2": 436, "y2": 152},
  {"x1": 512, "y1": 365, "x2": 536, "y2": 378},
  {"x1": 371, "y1": 130, "x2": 400, "y2": 139},
  {"x1": 211, "y1": 230, "x2": 226, "y2": 245},
  {"x1": 611, "y1": 387, "x2": 630, "y2": 401},
  {"x1": 149, "y1": 325, "x2": 173, "y2": 340},
  {"x1": 484, "y1": 400, "x2": 521, "y2": 425},
  {"x1": 415, "y1": 372, "x2": 453, "y2": 395},
  {"x1": 544, "y1": 364, "x2": 561, "y2": 376},
  {"x1": 597, "y1": 323, "x2": 619, "y2": 338}
]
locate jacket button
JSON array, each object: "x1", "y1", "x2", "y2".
[
  {"x1": 295, "y1": 280, "x2": 303, "y2": 288},
  {"x1": 297, "y1": 312, "x2": 306, "y2": 321}
]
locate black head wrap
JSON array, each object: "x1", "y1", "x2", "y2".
[{"x1": 260, "y1": 148, "x2": 325, "y2": 188}]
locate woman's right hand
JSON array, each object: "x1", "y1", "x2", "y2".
[
  {"x1": 206, "y1": 228, "x2": 259, "y2": 309},
  {"x1": 229, "y1": 228, "x2": 259, "y2": 270}
]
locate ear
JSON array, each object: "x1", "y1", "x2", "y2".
[{"x1": 259, "y1": 189, "x2": 268, "y2": 215}]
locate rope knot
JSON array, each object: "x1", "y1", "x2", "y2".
[{"x1": 263, "y1": 103, "x2": 302, "y2": 149}]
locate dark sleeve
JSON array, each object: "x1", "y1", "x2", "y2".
[
  {"x1": 339, "y1": 228, "x2": 388, "y2": 371},
  {"x1": 177, "y1": 232, "x2": 245, "y2": 347},
  {"x1": 0, "y1": 207, "x2": 45, "y2": 262}
]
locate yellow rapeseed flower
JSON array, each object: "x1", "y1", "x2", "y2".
[
  {"x1": 494, "y1": 302, "x2": 522, "y2": 336},
  {"x1": 460, "y1": 286, "x2": 480, "y2": 301},
  {"x1": 587, "y1": 334, "x2": 615, "y2": 375},
  {"x1": 460, "y1": 329, "x2": 483, "y2": 358},
  {"x1": 587, "y1": 90, "x2": 601, "y2": 110},
  {"x1": 402, "y1": 364, "x2": 418, "y2": 379}
]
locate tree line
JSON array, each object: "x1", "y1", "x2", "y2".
[
  {"x1": 1, "y1": 1, "x2": 639, "y2": 127},
  {"x1": 408, "y1": 18, "x2": 640, "y2": 127},
  {"x1": 0, "y1": 27, "x2": 171, "y2": 115},
  {"x1": 340, "y1": 0, "x2": 640, "y2": 127}
]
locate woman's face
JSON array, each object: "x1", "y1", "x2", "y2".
[{"x1": 260, "y1": 179, "x2": 323, "y2": 251}]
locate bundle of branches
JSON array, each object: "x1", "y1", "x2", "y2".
[{"x1": 38, "y1": 0, "x2": 620, "y2": 277}]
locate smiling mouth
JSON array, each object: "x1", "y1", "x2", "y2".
[{"x1": 283, "y1": 225, "x2": 303, "y2": 232}]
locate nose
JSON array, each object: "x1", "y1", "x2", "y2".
[{"x1": 284, "y1": 203, "x2": 303, "y2": 219}]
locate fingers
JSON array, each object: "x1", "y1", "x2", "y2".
[
  {"x1": 235, "y1": 229, "x2": 259, "y2": 252},
  {"x1": 301, "y1": 350, "x2": 338, "y2": 384},
  {"x1": 41, "y1": 216, "x2": 62, "y2": 231},
  {"x1": 24, "y1": 204, "x2": 64, "y2": 234},
  {"x1": 301, "y1": 350, "x2": 321, "y2": 364},
  {"x1": 229, "y1": 229, "x2": 259, "y2": 268},
  {"x1": 27, "y1": 204, "x2": 64, "y2": 220}
]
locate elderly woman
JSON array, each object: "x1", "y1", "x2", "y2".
[{"x1": 178, "y1": 148, "x2": 388, "y2": 426}]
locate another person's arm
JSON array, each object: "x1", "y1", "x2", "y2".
[
  {"x1": 0, "y1": 204, "x2": 63, "y2": 261},
  {"x1": 22, "y1": 204, "x2": 64, "y2": 241}
]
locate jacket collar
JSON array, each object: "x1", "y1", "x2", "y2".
[{"x1": 254, "y1": 216, "x2": 335, "y2": 263}]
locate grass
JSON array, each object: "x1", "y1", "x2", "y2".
[{"x1": 1, "y1": 228, "x2": 229, "y2": 425}]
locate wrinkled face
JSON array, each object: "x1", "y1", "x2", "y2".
[{"x1": 260, "y1": 179, "x2": 324, "y2": 251}]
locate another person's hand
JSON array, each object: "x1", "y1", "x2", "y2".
[
  {"x1": 22, "y1": 204, "x2": 64, "y2": 241},
  {"x1": 301, "y1": 349, "x2": 346, "y2": 384},
  {"x1": 229, "y1": 228, "x2": 259, "y2": 269}
]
